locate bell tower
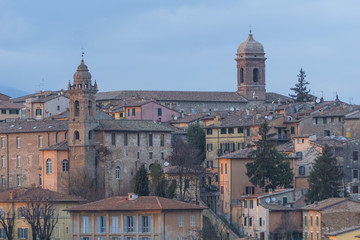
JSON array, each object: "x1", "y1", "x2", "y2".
[
  {"x1": 68, "y1": 59, "x2": 98, "y2": 174},
  {"x1": 236, "y1": 33, "x2": 266, "y2": 101}
]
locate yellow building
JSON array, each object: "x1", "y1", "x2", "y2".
[
  {"x1": 0, "y1": 100, "x2": 23, "y2": 121},
  {"x1": 0, "y1": 187, "x2": 85, "y2": 240},
  {"x1": 326, "y1": 226, "x2": 360, "y2": 240}
]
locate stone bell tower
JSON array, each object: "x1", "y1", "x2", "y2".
[
  {"x1": 68, "y1": 59, "x2": 98, "y2": 174},
  {"x1": 236, "y1": 32, "x2": 266, "y2": 101}
]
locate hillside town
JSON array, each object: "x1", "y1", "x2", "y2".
[{"x1": 1, "y1": 32, "x2": 360, "y2": 240}]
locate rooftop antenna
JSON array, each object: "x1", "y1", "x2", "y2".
[
  {"x1": 81, "y1": 48, "x2": 85, "y2": 59},
  {"x1": 249, "y1": 25, "x2": 252, "y2": 34}
]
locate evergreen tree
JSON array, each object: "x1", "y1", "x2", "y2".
[
  {"x1": 305, "y1": 145, "x2": 343, "y2": 204},
  {"x1": 246, "y1": 120, "x2": 293, "y2": 190},
  {"x1": 187, "y1": 122, "x2": 206, "y2": 160},
  {"x1": 134, "y1": 164, "x2": 149, "y2": 196},
  {"x1": 289, "y1": 68, "x2": 312, "y2": 102},
  {"x1": 155, "y1": 178, "x2": 167, "y2": 198}
]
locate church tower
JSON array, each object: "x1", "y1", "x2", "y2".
[
  {"x1": 236, "y1": 33, "x2": 266, "y2": 101},
  {"x1": 68, "y1": 59, "x2": 98, "y2": 174}
]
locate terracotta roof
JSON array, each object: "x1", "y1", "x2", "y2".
[
  {"x1": 67, "y1": 195, "x2": 206, "y2": 212},
  {"x1": 0, "y1": 187, "x2": 85, "y2": 203},
  {"x1": 40, "y1": 140, "x2": 68, "y2": 151},
  {"x1": 301, "y1": 198, "x2": 352, "y2": 210},
  {"x1": 31, "y1": 94, "x2": 68, "y2": 103},
  {"x1": 241, "y1": 189, "x2": 294, "y2": 199},
  {"x1": 310, "y1": 136, "x2": 348, "y2": 147},
  {"x1": 345, "y1": 110, "x2": 360, "y2": 120},
  {"x1": 0, "y1": 100, "x2": 24, "y2": 109},
  {"x1": 311, "y1": 102, "x2": 355, "y2": 117},
  {"x1": 261, "y1": 203, "x2": 297, "y2": 211},
  {"x1": 97, "y1": 120, "x2": 173, "y2": 132},
  {"x1": 325, "y1": 226, "x2": 360, "y2": 236},
  {"x1": 219, "y1": 148, "x2": 254, "y2": 159},
  {"x1": 0, "y1": 119, "x2": 68, "y2": 133},
  {"x1": 170, "y1": 112, "x2": 210, "y2": 124},
  {"x1": 163, "y1": 166, "x2": 204, "y2": 174}
]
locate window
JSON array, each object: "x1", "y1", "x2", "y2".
[
  {"x1": 149, "y1": 152, "x2": 153, "y2": 160},
  {"x1": 190, "y1": 215, "x2": 195, "y2": 227},
  {"x1": 220, "y1": 186, "x2": 224, "y2": 194},
  {"x1": 310, "y1": 216, "x2": 313, "y2": 226},
  {"x1": 299, "y1": 166, "x2": 305, "y2": 175},
  {"x1": 207, "y1": 129, "x2": 212, "y2": 135},
  {"x1": 323, "y1": 117, "x2": 327, "y2": 124},
  {"x1": 97, "y1": 216, "x2": 106, "y2": 233},
  {"x1": 17, "y1": 175, "x2": 21, "y2": 187},
  {"x1": 283, "y1": 197, "x2": 288, "y2": 204},
  {"x1": 161, "y1": 152, "x2": 164, "y2": 160},
  {"x1": 112, "y1": 216, "x2": 119, "y2": 233},
  {"x1": 56, "y1": 133, "x2": 60, "y2": 143},
  {"x1": 353, "y1": 151, "x2": 358, "y2": 161},
  {"x1": 316, "y1": 215, "x2": 319, "y2": 226},
  {"x1": 0, "y1": 137, "x2": 4, "y2": 149},
  {"x1": 137, "y1": 151, "x2": 140, "y2": 159},
  {"x1": 185, "y1": 179, "x2": 190, "y2": 188},
  {"x1": 16, "y1": 155, "x2": 21, "y2": 168},
  {"x1": 221, "y1": 128, "x2": 227, "y2": 134},
  {"x1": 124, "y1": 216, "x2": 136, "y2": 233},
  {"x1": 1, "y1": 176, "x2": 5, "y2": 187},
  {"x1": 238, "y1": 127, "x2": 244, "y2": 133},
  {"x1": 139, "y1": 216, "x2": 151, "y2": 233},
  {"x1": 228, "y1": 128, "x2": 234, "y2": 134},
  {"x1": 291, "y1": 126, "x2": 295, "y2": 134},
  {"x1": 74, "y1": 101, "x2": 79, "y2": 116},
  {"x1": 157, "y1": 108, "x2": 162, "y2": 116},
  {"x1": 82, "y1": 216, "x2": 89, "y2": 233},
  {"x1": 46, "y1": 159, "x2": 52, "y2": 174},
  {"x1": 88, "y1": 131, "x2": 92, "y2": 140},
  {"x1": 353, "y1": 185, "x2": 359, "y2": 193},
  {"x1": 17, "y1": 207, "x2": 24, "y2": 218},
  {"x1": 137, "y1": 133, "x2": 140, "y2": 146},
  {"x1": 115, "y1": 166, "x2": 120, "y2": 179},
  {"x1": 207, "y1": 144, "x2": 213, "y2": 152},
  {"x1": 353, "y1": 169, "x2": 358, "y2": 179},
  {"x1": 314, "y1": 117, "x2": 318, "y2": 125},
  {"x1": 39, "y1": 174, "x2": 42, "y2": 186},
  {"x1": 207, "y1": 161, "x2": 213, "y2": 168},
  {"x1": 1, "y1": 110, "x2": 5, "y2": 114},
  {"x1": 124, "y1": 133, "x2": 128, "y2": 146},
  {"x1": 57, "y1": 105, "x2": 60, "y2": 111},
  {"x1": 62, "y1": 160, "x2": 69, "y2": 172},
  {"x1": 259, "y1": 217, "x2": 262, "y2": 226},
  {"x1": 160, "y1": 134, "x2": 164, "y2": 147},
  {"x1": 246, "y1": 128, "x2": 250, "y2": 136},
  {"x1": 74, "y1": 131, "x2": 80, "y2": 141},
  {"x1": 221, "y1": 163, "x2": 223, "y2": 174},
  {"x1": 132, "y1": 108, "x2": 135, "y2": 116},
  {"x1": 253, "y1": 68, "x2": 259, "y2": 82},
  {"x1": 38, "y1": 136, "x2": 43, "y2": 147},
  {"x1": 244, "y1": 217, "x2": 247, "y2": 226},
  {"x1": 311, "y1": 232, "x2": 313, "y2": 240},
  {"x1": 245, "y1": 186, "x2": 254, "y2": 195},
  {"x1": 240, "y1": 68, "x2": 244, "y2": 83},
  {"x1": 296, "y1": 152, "x2": 303, "y2": 160},
  {"x1": 16, "y1": 137, "x2": 21, "y2": 148},
  {"x1": 317, "y1": 232, "x2": 319, "y2": 240},
  {"x1": 127, "y1": 109, "x2": 130, "y2": 116},
  {"x1": 111, "y1": 133, "x2": 116, "y2": 146},
  {"x1": 250, "y1": 200, "x2": 253, "y2": 208},
  {"x1": 88, "y1": 101, "x2": 93, "y2": 116},
  {"x1": 249, "y1": 217, "x2": 252, "y2": 226},
  {"x1": 244, "y1": 200, "x2": 247, "y2": 208},
  {"x1": 339, "y1": 117, "x2": 342, "y2": 122},
  {"x1": 18, "y1": 228, "x2": 28, "y2": 239},
  {"x1": 1, "y1": 156, "x2": 5, "y2": 168},
  {"x1": 298, "y1": 138, "x2": 304, "y2": 143},
  {"x1": 178, "y1": 215, "x2": 184, "y2": 227},
  {"x1": 304, "y1": 232, "x2": 308, "y2": 240},
  {"x1": 215, "y1": 174, "x2": 219, "y2": 182},
  {"x1": 149, "y1": 134, "x2": 153, "y2": 146},
  {"x1": 324, "y1": 130, "x2": 330, "y2": 136},
  {"x1": 304, "y1": 216, "x2": 307, "y2": 226},
  {"x1": 36, "y1": 108, "x2": 42, "y2": 116},
  {"x1": 225, "y1": 163, "x2": 227, "y2": 174}
]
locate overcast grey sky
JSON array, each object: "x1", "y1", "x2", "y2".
[{"x1": 0, "y1": 0, "x2": 360, "y2": 103}]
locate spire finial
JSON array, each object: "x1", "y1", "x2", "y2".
[
  {"x1": 81, "y1": 48, "x2": 85, "y2": 60},
  {"x1": 249, "y1": 25, "x2": 252, "y2": 34}
]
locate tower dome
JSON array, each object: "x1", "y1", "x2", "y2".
[
  {"x1": 237, "y1": 33, "x2": 264, "y2": 54},
  {"x1": 73, "y1": 59, "x2": 92, "y2": 81}
]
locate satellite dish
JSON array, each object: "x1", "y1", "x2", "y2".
[
  {"x1": 230, "y1": 107, "x2": 235, "y2": 111},
  {"x1": 267, "y1": 116, "x2": 273, "y2": 120},
  {"x1": 271, "y1": 197, "x2": 276, "y2": 202},
  {"x1": 316, "y1": 98, "x2": 321, "y2": 103},
  {"x1": 174, "y1": 116, "x2": 178, "y2": 120},
  {"x1": 265, "y1": 198, "x2": 270, "y2": 203},
  {"x1": 163, "y1": 162, "x2": 169, "y2": 167}
]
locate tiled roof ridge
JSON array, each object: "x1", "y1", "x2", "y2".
[{"x1": 155, "y1": 196, "x2": 162, "y2": 209}]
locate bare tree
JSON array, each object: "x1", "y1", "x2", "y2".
[
  {"x1": 167, "y1": 138, "x2": 204, "y2": 202},
  {"x1": 22, "y1": 196, "x2": 59, "y2": 240},
  {"x1": 0, "y1": 205, "x2": 15, "y2": 240}
]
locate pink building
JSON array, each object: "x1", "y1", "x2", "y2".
[{"x1": 125, "y1": 100, "x2": 180, "y2": 122}]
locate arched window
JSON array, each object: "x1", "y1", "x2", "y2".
[
  {"x1": 240, "y1": 68, "x2": 244, "y2": 83},
  {"x1": 253, "y1": 68, "x2": 259, "y2": 82},
  {"x1": 63, "y1": 160, "x2": 69, "y2": 172},
  {"x1": 46, "y1": 159, "x2": 52, "y2": 174},
  {"x1": 74, "y1": 100, "x2": 79, "y2": 117},
  {"x1": 88, "y1": 131, "x2": 92, "y2": 140},
  {"x1": 115, "y1": 166, "x2": 121, "y2": 179},
  {"x1": 74, "y1": 131, "x2": 80, "y2": 143},
  {"x1": 56, "y1": 132, "x2": 60, "y2": 143},
  {"x1": 88, "y1": 101, "x2": 93, "y2": 116}
]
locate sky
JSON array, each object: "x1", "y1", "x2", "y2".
[{"x1": 0, "y1": 0, "x2": 360, "y2": 103}]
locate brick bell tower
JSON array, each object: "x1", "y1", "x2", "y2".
[
  {"x1": 68, "y1": 58, "x2": 98, "y2": 175},
  {"x1": 236, "y1": 32, "x2": 266, "y2": 101}
]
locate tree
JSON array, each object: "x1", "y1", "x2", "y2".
[
  {"x1": 22, "y1": 196, "x2": 59, "y2": 240},
  {"x1": 246, "y1": 120, "x2": 293, "y2": 190},
  {"x1": 305, "y1": 144, "x2": 343, "y2": 204},
  {"x1": 0, "y1": 205, "x2": 15, "y2": 240},
  {"x1": 150, "y1": 163, "x2": 167, "y2": 197},
  {"x1": 289, "y1": 68, "x2": 312, "y2": 102},
  {"x1": 167, "y1": 138, "x2": 204, "y2": 202},
  {"x1": 134, "y1": 164, "x2": 149, "y2": 196},
  {"x1": 187, "y1": 122, "x2": 206, "y2": 160}
]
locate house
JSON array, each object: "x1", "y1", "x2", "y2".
[
  {"x1": 0, "y1": 100, "x2": 24, "y2": 121},
  {"x1": 0, "y1": 187, "x2": 85, "y2": 240},
  {"x1": 241, "y1": 189, "x2": 302, "y2": 240},
  {"x1": 67, "y1": 193, "x2": 206, "y2": 240},
  {"x1": 302, "y1": 198, "x2": 360, "y2": 240},
  {"x1": 325, "y1": 226, "x2": 360, "y2": 240}
]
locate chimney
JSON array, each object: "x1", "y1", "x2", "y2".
[{"x1": 128, "y1": 193, "x2": 138, "y2": 201}]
